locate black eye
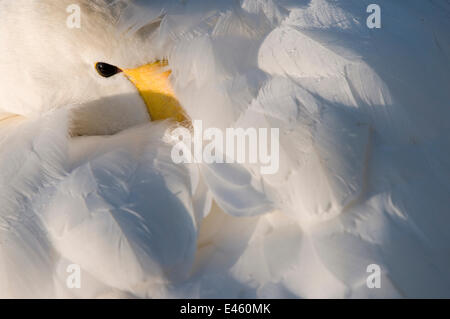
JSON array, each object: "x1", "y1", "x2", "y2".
[{"x1": 95, "y1": 62, "x2": 122, "y2": 78}]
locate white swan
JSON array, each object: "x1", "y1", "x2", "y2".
[{"x1": 1, "y1": 0, "x2": 450, "y2": 298}]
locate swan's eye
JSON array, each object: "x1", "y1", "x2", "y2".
[{"x1": 95, "y1": 62, "x2": 122, "y2": 78}]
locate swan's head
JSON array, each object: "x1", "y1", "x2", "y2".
[{"x1": 0, "y1": 0, "x2": 187, "y2": 135}]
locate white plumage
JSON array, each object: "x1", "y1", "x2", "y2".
[{"x1": 0, "y1": 0, "x2": 450, "y2": 298}]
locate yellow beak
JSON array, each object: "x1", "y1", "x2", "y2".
[{"x1": 122, "y1": 61, "x2": 188, "y2": 123}]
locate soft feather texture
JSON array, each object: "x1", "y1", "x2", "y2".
[{"x1": 0, "y1": 0, "x2": 449, "y2": 298}]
